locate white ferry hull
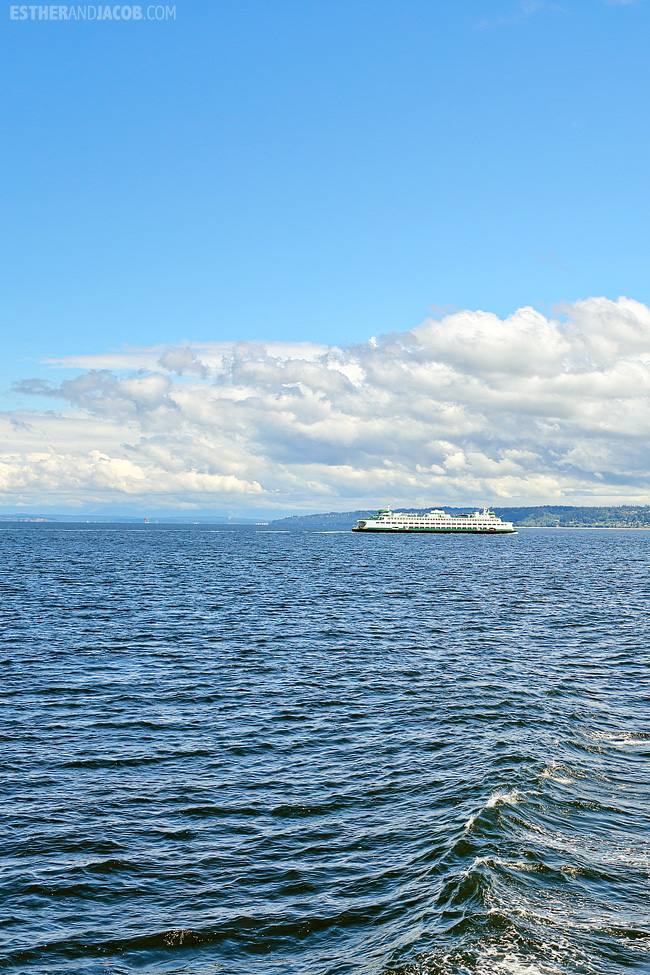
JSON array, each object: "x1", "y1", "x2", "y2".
[{"x1": 352, "y1": 526, "x2": 514, "y2": 533}]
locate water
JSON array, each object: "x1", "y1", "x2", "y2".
[{"x1": 1, "y1": 525, "x2": 649, "y2": 975}]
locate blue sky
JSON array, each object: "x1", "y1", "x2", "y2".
[
  {"x1": 2, "y1": 0, "x2": 650, "y2": 514},
  {"x1": 3, "y1": 1, "x2": 650, "y2": 369}
]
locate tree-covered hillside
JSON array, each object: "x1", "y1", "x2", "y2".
[
  {"x1": 496, "y1": 506, "x2": 650, "y2": 527},
  {"x1": 270, "y1": 506, "x2": 650, "y2": 530}
]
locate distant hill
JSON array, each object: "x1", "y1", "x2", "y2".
[
  {"x1": 270, "y1": 509, "x2": 376, "y2": 530},
  {"x1": 498, "y1": 505, "x2": 650, "y2": 528},
  {"x1": 270, "y1": 505, "x2": 650, "y2": 530}
]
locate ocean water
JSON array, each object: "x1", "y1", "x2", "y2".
[{"x1": 1, "y1": 525, "x2": 649, "y2": 975}]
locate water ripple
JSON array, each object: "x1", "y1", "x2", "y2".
[{"x1": 0, "y1": 525, "x2": 649, "y2": 974}]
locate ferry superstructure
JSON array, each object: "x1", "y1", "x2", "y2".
[{"x1": 352, "y1": 507, "x2": 517, "y2": 534}]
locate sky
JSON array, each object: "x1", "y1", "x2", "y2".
[{"x1": 2, "y1": 0, "x2": 650, "y2": 516}]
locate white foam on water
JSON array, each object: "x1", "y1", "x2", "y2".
[
  {"x1": 431, "y1": 941, "x2": 572, "y2": 975},
  {"x1": 608, "y1": 738, "x2": 649, "y2": 746},
  {"x1": 539, "y1": 760, "x2": 576, "y2": 786},
  {"x1": 479, "y1": 955, "x2": 559, "y2": 975},
  {"x1": 588, "y1": 729, "x2": 650, "y2": 747},
  {"x1": 485, "y1": 789, "x2": 523, "y2": 808},
  {"x1": 469, "y1": 917, "x2": 602, "y2": 975},
  {"x1": 465, "y1": 789, "x2": 524, "y2": 828},
  {"x1": 540, "y1": 771, "x2": 574, "y2": 785}
]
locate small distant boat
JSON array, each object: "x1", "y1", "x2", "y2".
[
  {"x1": 352, "y1": 507, "x2": 517, "y2": 534},
  {"x1": 144, "y1": 517, "x2": 150, "y2": 524}
]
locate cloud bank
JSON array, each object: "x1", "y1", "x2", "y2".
[{"x1": 3, "y1": 297, "x2": 650, "y2": 513}]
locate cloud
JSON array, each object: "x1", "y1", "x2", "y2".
[
  {"x1": 4, "y1": 296, "x2": 650, "y2": 512},
  {"x1": 476, "y1": 1, "x2": 566, "y2": 30},
  {"x1": 535, "y1": 252, "x2": 574, "y2": 275},
  {"x1": 158, "y1": 346, "x2": 210, "y2": 378}
]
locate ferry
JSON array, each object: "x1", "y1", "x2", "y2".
[{"x1": 352, "y1": 507, "x2": 517, "y2": 534}]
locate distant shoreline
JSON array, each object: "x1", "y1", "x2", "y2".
[
  {"x1": 3, "y1": 521, "x2": 650, "y2": 531},
  {"x1": 3, "y1": 504, "x2": 650, "y2": 531},
  {"x1": 520, "y1": 525, "x2": 650, "y2": 530}
]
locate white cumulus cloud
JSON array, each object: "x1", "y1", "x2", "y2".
[{"x1": 3, "y1": 296, "x2": 650, "y2": 513}]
